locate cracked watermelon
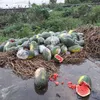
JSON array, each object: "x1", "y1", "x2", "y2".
[{"x1": 76, "y1": 75, "x2": 91, "y2": 97}]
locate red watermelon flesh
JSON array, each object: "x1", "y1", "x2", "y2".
[
  {"x1": 55, "y1": 54, "x2": 64, "y2": 63},
  {"x1": 76, "y1": 81, "x2": 91, "y2": 97}
]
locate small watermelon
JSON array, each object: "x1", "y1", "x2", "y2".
[
  {"x1": 34, "y1": 67, "x2": 48, "y2": 89},
  {"x1": 75, "y1": 40, "x2": 84, "y2": 46},
  {"x1": 43, "y1": 48, "x2": 51, "y2": 61},
  {"x1": 17, "y1": 49, "x2": 34, "y2": 59},
  {"x1": 0, "y1": 45, "x2": 4, "y2": 52},
  {"x1": 21, "y1": 37, "x2": 29, "y2": 43},
  {"x1": 6, "y1": 47, "x2": 19, "y2": 51},
  {"x1": 76, "y1": 75, "x2": 92, "y2": 97},
  {"x1": 30, "y1": 41, "x2": 38, "y2": 51},
  {"x1": 38, "y1": 37, "x2": 44, "y2": 44},
  {"x1": 39, "y1": 45, "x2": 46, "y2": 54},
  {"x1": 16, "y1": 39, "x2": 23, "y2": 45},
  {"x1": 51, "y1": 46, "x2": 61, "y2": 56},
  {"x1": 47, "y1": 45, "x2": 54, "y2": 51},
  {"x1": 68, "y1": 45, "x2": 83, "y2": 53},
  {"x1": 54, "y1": 54, "x2": 64, "y2": 63},
  {"x1": 61, "y1": 45, "x2": 67, "y2": 54}
]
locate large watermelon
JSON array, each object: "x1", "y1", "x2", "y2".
[
  {"x1": 51, "y1": 46, "x2": 61, "y2": 56},
  {"x1": 41, "y1": 32, "x2": 51, "y2": 39},
  {"x1": 60, "y1": 36, "x2": 75, "y2": 47},
  {"x1": 68, "y1": 45, "x2": 83, "y2": 53},
  {"x1": 34, "y1": 67, "x2": 48, "y2": 89},
  {"x1": 44, "y1": 36, "x2": 60, "y2": 46},
  {"x1": 43, "y1": 48, "x2": 51, "y2": 61},
  {"x1": 76, "y1": 75, "x2": 91, "y2": 97}
]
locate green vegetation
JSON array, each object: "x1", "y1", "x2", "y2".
[{"x1": 0, "y1": 1, "x2": 100, "y2": 42}]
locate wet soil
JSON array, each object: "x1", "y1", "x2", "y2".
[{"x1": 0, "y1": 59, "x2": 100, "y2": 100}]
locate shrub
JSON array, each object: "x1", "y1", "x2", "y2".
[{"x1": 42, "y1": 17, "x2": 82, "y2": 31}]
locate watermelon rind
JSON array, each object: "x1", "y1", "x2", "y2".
[{"x1": 76, "y1": 84, "x2": 91, "y2": 97}]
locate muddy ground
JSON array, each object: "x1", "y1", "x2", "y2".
[{"x1": 0, "y1": 59, "x2": 100, "y2": 100}]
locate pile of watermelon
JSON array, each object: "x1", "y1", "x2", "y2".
[{"x1": 0, "y1": 30, "x2": 84, "y2": 61}]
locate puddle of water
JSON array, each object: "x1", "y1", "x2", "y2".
[{"x1": 0, "y1": 59, "x2": 100, "y2": 100}]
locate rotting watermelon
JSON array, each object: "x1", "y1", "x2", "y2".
[{"x1": 76, "y1": 81, "x2": 91, "y2": 97}]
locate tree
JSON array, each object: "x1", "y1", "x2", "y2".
[{"x1": 50, "y1": 0, "x2": 57, "y2": 4}]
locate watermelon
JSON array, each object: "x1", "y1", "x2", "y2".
[
  {"x1": 43, "y1": 48, "x2": 51, "y2": 61},
  {"x1": 38, "y1": 37, "x2": 44, "y2": 44},
  {"x1": 68, "y1": 45, "x2": 83, "y2": 53},
  {"x1": 30, "y1": 41, "x2": 38, "y2": 51},
  {"x1": 78, "y1": 75, "x2": 92, "y2": 88},
  {"x1": 21, "y1": 37, "x2": 29, "y2": 43},
  {"x1": 76, "y1": 75, "x2": 92, "y2": 97},
  {"x1": 76, "y1": 82, "x2": 90, "y2": 97},
  {"x1": 71, "y1": 32, "x2": 79, "y2": 41},
  {"x1": 75, "y1": 40, "x2": 84, "y2": 46},
  {"x1": 39, "y1": 45, "x2": 46, "y2": 54},
  {"x1": 44, "y1": 36, "x2": 60, "y2": 46},
  {"x1": 30, "y1": 35, "x2": 37, "y2": 42},
  {"x1": 34, "y1": 67, "x2": 48, "y2": 89},
  {"x1": 16, "y1": 39, "x2": 23, "y2": 45},
  {"x1": 61, "y1": 45, "x2": 67, "y2": 54},
  {"x1": 6, "y1": 47, "x2": 19, "y2": 51},
  {"x1": 54, "y1": 54, "x2": 64, "y2": 63},
  {"x1": 51, "y1": 46, "x2": 61, "y2": 56},
  {"x1": 0, "y1": 45, "x2": 4, "y2": 52},
  {"x1": 47, "y1": 45, "x2": 54, "y2": 51},
  {"x1": 3, "y1": 41, "x2": 17, "y2": 51},
  {"x1": 22, "y1": 41, "x2": 30, "y2": 49},
  {"x1": 17, "y1": 49, "x2": 34, "y2": 59},
  {"x1": 41, "y1": 32, "x2": 51, "y2": 39},
  {"x1": 60, "y1": 36, "x2": 75, "y2": 47}
]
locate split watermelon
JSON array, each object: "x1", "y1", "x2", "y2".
[
  {"x1": 54, "y1": 54, "x2": 64, "y2": 63},
  {"x1": 76, "y1": 75, "x2": 92, "y2": 97},
  {"x1": 78, "y1": 75, "x2": 92, "y2": 88},
  {"x1": 76, "y1": 82, "x2": 90, "y2": 97}
]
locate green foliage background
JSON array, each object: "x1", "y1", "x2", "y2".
[{"x1": 0, "y1": 1, "x2": 100, "y2": 42}]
